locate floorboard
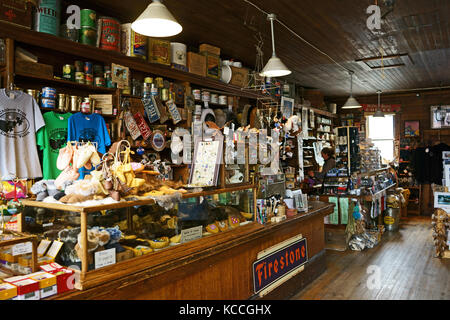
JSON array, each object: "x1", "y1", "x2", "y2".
[{"x1": 291, "y1": 217, "x2": 450, "y2": 300}]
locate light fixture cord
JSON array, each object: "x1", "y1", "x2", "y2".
[{"x1": 269, "y1": 16, "x2": 276, "y2": 57}]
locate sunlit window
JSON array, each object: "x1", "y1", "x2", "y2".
[{"x1": 366, "y1": 115, "x2": 395, "y2": 163}]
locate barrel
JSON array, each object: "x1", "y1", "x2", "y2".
[
  {"x1": 98, "y1": 17, "x2": 121, "y2": 52},
  {"x1": 34, "y1": 0, "x2": 61, "y2": 36},
  {"x1": 384, "y1": 207, "x2": 400, "y2": 232}
]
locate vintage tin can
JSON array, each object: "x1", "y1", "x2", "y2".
[
  {"x1": 93, "y1": 64, "x2": 103, "y2": 77},
  {"x1": 121, "y1": 23, "x2": 147, "y2": 59},
  {"x1": 80, "y1": 9, "x2": 96, "y2": 27},
  {"x1": 85, "y1": 74, "x2": 93, "y2": 86},
  {"x1": 62, "y1": 64, "x2": 74, "y2": 81},
  {"x1": 57, "y1": 93, "x2": 68, "y2": 111},
  {"x1": 161, "y1": 88, "x2": 169, "y2": 101},
  {"x1": 41, "y1": 98, "x2": 56, "y2": 108},
  {"x1": 80, "y1": 26, "x2": 97, "y2": 46},
  {"x1": 143, "y1": 83, "x2": 152, "y2": 96},
  {"x1": 148, "y1": 38, "x2": 171, "y2": 65},
  {"x1": 75, "y1": 72, "x2": 85, "y2": 84},
  {"x1": 155, "y1": 77, "x2": 164, "y2": 88},
  {"x1": 84, "y1": 62, "x2": 93, "y2": 75},
  {"x1": 219, "y1": 95, "x2": 227, "y2": 105},
  {"x1": 34, "y1": 0, "x2": 61, "y2": 36},
  {"x1": 94, "y1": 77, "x2": 105, "y2": 87},
  {"x1": 60, "y1": 23, "x2": 79, "y2": 42},
  {"x1": 41, "y1": 87, "x2": 56, "y2": 99},
  {"x1": 192, "y1": 89, "x2": 201, "y2": 100},
  {"x1": 98, "y1": 17, "x2": 121, "y2": 52},
  {"x1": 150, "y1": 84, "x2": 158, "y2": 97},
  {"x1": 201, "y1": 91, "x2": 210, "y2": 102},
  {"x1": 69, "y1": 96, "x2": 81, "y2": 112},
  {"x1": 170, "y1": 42, "x2": 187, "y2": 66},
  {"x1": 26, "y1": 89, "x2": 40, "y2": 102},
  {"x1": 74, "y1": 60, "x2": 84, "y2": 72}
]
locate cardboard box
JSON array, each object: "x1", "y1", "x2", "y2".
[
  {"x1": 40, "y1": 264, "x2": 75, "y2": 294},
  {"x1": 201, "y1": 52, "x2": 221, "y2": 79},
  {"x1": 89, "y1": 94, "x2": 114, "y2": 115},
  {"x1": 187, "y1": 52, "x2": 206, "y2": 77},
  {"x1": 0, "y1": 0, "x2": 33, "y2": 29},
  {"x1": 230, "y1": 66, "x2": 249, "y2": 87},
  {"x1": 15, "y1": 59, "x2": 54, "y2": 79},
  {"x1": 148, "y1": 38, "x2": 171, "y2": 66},
  {"x1": 199, "y1": 44, "x2": 221, "y2": 56},
  {"x1": 0, "y1": 282, "x2": 17, "y2": 300},
  {"x1": 29, "y1": 272, "x2": 57, "y2": 298},
  {"x1": 4, "y1": 278, "x2": 40, "y2": 300}
]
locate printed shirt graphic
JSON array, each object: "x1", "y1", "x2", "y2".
[
  {"x1": 36, "y1": 111, "x2": 72, "y2": 179},
  {"x1": 67, "y1": 112, "x2": 111, "y2": 178},
  {"x1": 0, "y1": 89, "x2": 45, "y2": 180}
]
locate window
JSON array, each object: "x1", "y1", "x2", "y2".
[{"x1": 366, "y1": 115, "x2": 395, "y2": 163}]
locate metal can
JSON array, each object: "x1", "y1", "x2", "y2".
[
  {"x1": 84, "y1": 62, "x2": 93, "y2": 75},
  {"x1": 80, "y1": 9, "x2": 96, "y2": 28},
  {"x1": 201, "y1": 91, "x2": 210, "y2": 102},
  {"x1": 144, "y1": 77, "x2": 153, "y2": 84},
  {"x1": 211, "y1": 94, "x2": 219, "y2": 104},
  {"x1": 85, "y1": 73, "x2": 94, "y2": 86},
  {"x1": 34, "y1": 0, "x2": 61, "y2": 36},
  {"x1": 70, "y1": 96, "x2": 81, "y2": 112},
  {"x1": 93, "y1": 64, "x2": 103, "y2": 77},
  {"x1": 81, "y1": 98, "x2": 91, "y2": 113},
  {"x1": 74, "y1": 60, "x2": 84, "y2": 72},
  {"x1": 192, "y1": 89, "x2": 201, "y2": 100},
  {"x1": 94, "y1": 77, "x2": 105, "y2": 87},
  {"x1": 143, "y1": 83, "x2": 152, "y2": 96},
  {"x1": 80, "y1": 26, "x2": 97, "y2": 46},
  {"x1": 63, "y1": 64, "x2": 74, "y2": 81},
  {"x1": 161, "y1": 88, "x2": 169, "y2": 101},
  {"x1": 99, "y1": 16, "x2": 121, "y2": 52},
  {"x1": 155, "y1": 77, "x2": 164, "y2": 88},
  {"x1": 57, "y1": 93, "x2": 68, "y2": 111},
  {"x1": 219, "y1": 95, "x2": 227, "y2": 105},
  {"x1": 41, "y1": 97, "x2": 56, "y2": 108},
  {"x1": 75, "y1": 72, "x2": 85, "y2": 84},
  {"x1": 41, "y1": 87, "x2": 56, "y2": 99},
  {"x1": 26, "y1": 89, "x2": 40, "y2": 102}
]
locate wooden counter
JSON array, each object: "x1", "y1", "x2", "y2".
[{"x1": 48, "y1": 201, "x2": 334, "y2": 300}]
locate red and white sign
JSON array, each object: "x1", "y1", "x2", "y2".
[{"x1": 362, "y1": 104, "x2": 401, "y2": 113}]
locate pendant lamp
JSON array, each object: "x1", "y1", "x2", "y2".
[
  {"x1": 260, "y1": 14, "x2": 292, "y2": 78},
  {"x1": 374, "y1": 90, "x2": 385, "y2": 117},
  {"x1": 342, "y1": 71, "x2": 362, "y2": 109},
  {"x1": 131, "y1": 0, "x2": 182, "y2": 37}
]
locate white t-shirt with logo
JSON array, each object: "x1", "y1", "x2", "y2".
[{"x1": 0, "y1": 89, "x2": 45, "y2": 180}]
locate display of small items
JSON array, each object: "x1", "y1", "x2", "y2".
[
  {"x1": 62, "y1": 61, "x2": 115, "y2": 88},
  {"x1": 360, "y1": 139, "x2": 383, "y2": 173},
  {"x1": 335, "y1": 126, "x2": 361, "y2": 177}
]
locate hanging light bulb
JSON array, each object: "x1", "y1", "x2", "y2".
[
  {"x1": 374, "y1": 90, "x2": 385, "y2": 117},
  {"x1": 342, "y1": 71, "x2": 362, "y2": 109},
  {"x1": 260, "y1": 14, "x2": 292, "y2": 78},
  {"x1": 131, "y1": 0, "x2": 182, "y2": 37}
]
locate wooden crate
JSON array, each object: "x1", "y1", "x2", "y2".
[
  {"x1": 199, "y1": 43, "x2": 220, "y2": 56},
  {"x1": 187, "y1": 52, "x2": 206, "y2": 77},
  {"x1": 230, "y1": 66, "x2": 249, "y2": 87},
  {"x1": 0, "y1": 0, "x2": 33, "y2": 29},
  {"x1": 15, "y1": 59, "x2": 53, "y2": 79}
]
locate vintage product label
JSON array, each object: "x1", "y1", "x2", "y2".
[
  {"x1": 124, "y1": 111, "x2": 141, "y2": 140},
  {"x1": 166, "y1": 99, "x2": 182, "y2": 124},
  {"x1": 142, "y1": 96, "x2": 161, "y2": 123},
  {"x1": 99, "y1": 18, "x2": 120, "y2": 52},
  {"x1": 121, "y1": 23, "x2": 147, "y2": 58}
]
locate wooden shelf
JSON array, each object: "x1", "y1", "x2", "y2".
[
  {"x1": 15, "y1": 72, "x2": 117, "y2": 93},
  {"x1": 306, "y1": 106, "x2": 338, "y2": 119},
  {"x1": 0, "y1": 21, "x2": 265, "y2": 101}
]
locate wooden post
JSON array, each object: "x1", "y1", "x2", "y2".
[
  {"x1": 5, "y1": 38, "x2": 14, "y2": 88},
  {"x1": 80, "y1": 211, "x2": 88, "y2": 274},
  {"x1": 31, "y1": 238, "x2": 38, "y2": 272}
]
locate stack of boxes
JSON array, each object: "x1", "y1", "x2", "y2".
[{"x1": 0, "y1": 263, "x2": 75, "y2": 300}]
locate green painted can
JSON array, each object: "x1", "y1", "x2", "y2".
[
  {"x1": 80, "y1": 9, "x2": 96, "y2": 27},
  {"x1": 34, "y1": 0, "x2": 61, "y2": 36},
  {"x1": 80, "y1": 26, "x2": 97, "y2": 46}
]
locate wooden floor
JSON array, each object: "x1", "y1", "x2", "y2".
[{"x1": 291, "y1": 217, "x2": 450, "y2": 300}]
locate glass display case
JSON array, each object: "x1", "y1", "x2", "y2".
[{"x1": 19, "y1": 186, "x2": 256, "y2": 290}]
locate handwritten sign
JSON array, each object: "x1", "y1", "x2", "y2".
[
  {"x1": 95, "y1": 248, "x2": 116, "y2": 269},
  {"x1": 181, "y1": 226, "x2": 203, "y2": 243}
]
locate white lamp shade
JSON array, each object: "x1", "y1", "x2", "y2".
[
  {"x1": 131, "y1": 0, "x2": 182, "y2": 37},
  {"x1": 341, "y1": 96, "x2": 362, "y2": 109},
  {"x1": 260, "y1": 56, "x2": 292, "y2": 78}
]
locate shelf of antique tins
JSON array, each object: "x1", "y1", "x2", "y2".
[
  {"x1": 0, "y1": 21, "x2": 265, "y2": 101},
  {"x1": 38, "y1": 200, "x2": 334, "y2": 300}
]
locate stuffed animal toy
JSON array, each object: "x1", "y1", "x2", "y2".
[{"x1": 30, "y1": 180, "x2": 58, "y2": 201}]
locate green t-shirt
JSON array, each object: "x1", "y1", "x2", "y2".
[{"x1": 36, "y1": 111, "x2": 72, "y2": 179}]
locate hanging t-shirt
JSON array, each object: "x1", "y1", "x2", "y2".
[
  {"x1": 0, "y1": 89, "x2": 45, "y2": 180},
  {"x1": 36, "y1": 111, "x2": 72, "y2": 180},
  {"x1": 67, "y1": 112, "x2": 111, "y2": 178}
]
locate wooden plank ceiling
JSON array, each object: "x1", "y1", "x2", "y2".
[{"x1": 78, "y1": 0, "x2": 450, "y2": 97}]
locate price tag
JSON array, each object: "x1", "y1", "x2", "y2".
[
  {"x1": 94, "y1": 248, "x2": 116, "y2": 269},
  {"x1": 180, "y1": 226, "x2": 203, "y2": 244},
  {"x1": 46, "y1": 240, "x2": 64, "y2": 259},
  {"x1": 37, "y1": 240, "x2": 52, "y2": 257},
  {"x1": 12, "y1": 242, "x2": 32, "y2": 256}
]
